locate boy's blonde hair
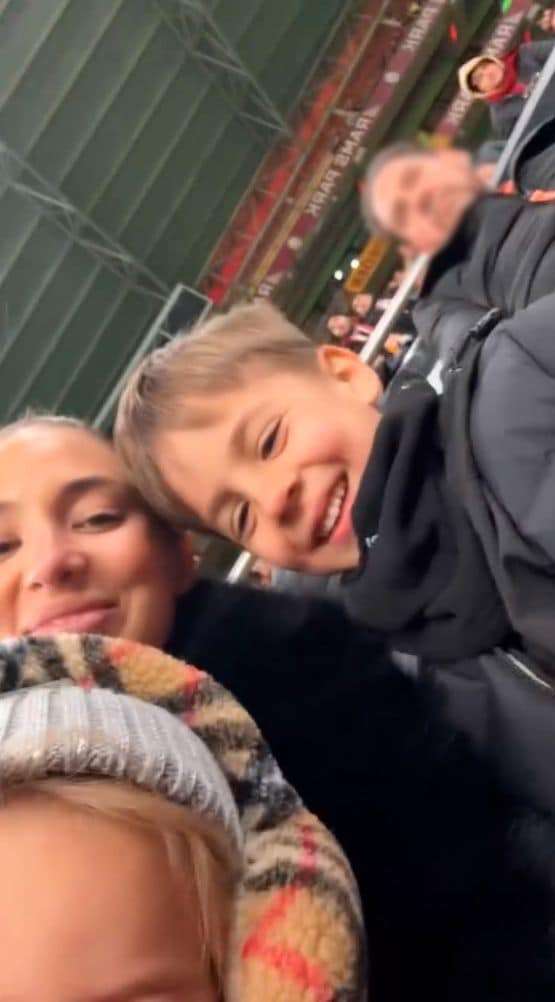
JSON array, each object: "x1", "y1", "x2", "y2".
[
  {"x1": 115, "y1": 300, "x2": 318, "y2": 525},
  {"x1": 3, "y1": 778, "x2": 239, "y2": 992}
]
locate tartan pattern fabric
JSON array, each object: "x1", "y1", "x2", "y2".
[{"x1": 0, "y1": 634, "x2": 366, "y2": 1002}]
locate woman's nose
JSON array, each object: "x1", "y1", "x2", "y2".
[{"x1": 24, "y1": 542, "x2": 88, "y2": 591}]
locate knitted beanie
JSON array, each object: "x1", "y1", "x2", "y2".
[
  {"x1": 458, "y1": 55, "x2": 504, "y2": 98},
  {"x1": 0, "y1": 684, "x2": 243, "y2": 849},
  {"x1": 0, "y1": 634, "x2": 367, "y2": 1002}
]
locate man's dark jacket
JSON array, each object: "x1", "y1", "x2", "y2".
[
  {"x1": 441, "y1": 293, "x2": 555, "y2": 666},
  {"x1": 414, "y1": 192, "x2": 555, "y2": 349}
]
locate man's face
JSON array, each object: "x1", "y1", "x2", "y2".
[{"x1": 367, "y1": 149, "x2": 483, "y2": 255}]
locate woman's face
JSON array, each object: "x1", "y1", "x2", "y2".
[
  {"x1": 0, "y1": 794, "x2": 217, "y2": 1002},
  {"x1": 0, "y1": 425, "x2": 192, "y2": 645}
]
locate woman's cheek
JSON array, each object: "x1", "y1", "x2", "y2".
[{"x1": 95, "y1": 523, "x2": 153, "y2": 584}]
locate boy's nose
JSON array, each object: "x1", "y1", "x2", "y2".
[{"x1": 261, "y1": 471, "x2": 301, "y2": 524}]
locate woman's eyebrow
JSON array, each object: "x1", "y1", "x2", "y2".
[
  {"x1": 0, "y1": 478, "x2": 128, "y2": 516},
  {"x1": 60, "y1": 476, "x2": 125, "y2": 503}
]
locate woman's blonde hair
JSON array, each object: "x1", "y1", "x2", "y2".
[
  {"x1": 115, "y1": 300, "x2": 318, "y2": 526},
  {"x1": 1, "y1": 778, "x2": 240, "y2": 992},
  {"x1": 0, "y1": 409, "x2": 180, "y2": 541},
  {"x1": 0, "y1": 411, "x2": 100, "y2": 442}
]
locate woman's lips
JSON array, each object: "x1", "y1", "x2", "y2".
[{"x1": 29, "y1": 605, "x2": 119, "y2": 636}]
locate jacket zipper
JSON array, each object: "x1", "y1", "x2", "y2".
[{"x1": 497, "y1": 648, "x2": 554, "y2": 692}]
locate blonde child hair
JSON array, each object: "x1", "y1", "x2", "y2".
[
  {"x1": 115, "y1": 300, "x2": 319, "y2": 526},
  {"x1": 2, "y1": 778, "x2": 238, "y2": 993},
  {"x1": 0, "y1": 634, "x2": 367, "y2": 1002}
]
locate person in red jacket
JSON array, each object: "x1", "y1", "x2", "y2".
[{"x1": 458, "y1": 38, "x2": 554, "y2": 139}]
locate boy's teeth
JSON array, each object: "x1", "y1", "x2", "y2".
[{"x1": 318, "y1": 477, "x2": 347, "y2": 541}]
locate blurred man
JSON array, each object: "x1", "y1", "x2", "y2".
[
  {"x1": 363, "y1": 142, "x2": 484, "y2": 256},
  {"x1": 362, "y1": 139, "x2": 555, "y2": 357}
]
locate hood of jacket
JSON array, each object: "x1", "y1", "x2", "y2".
[
  {"x1": 342, "y1": 381, "x2": 510, "y2": 660},
  {"x1": 454, "y1": 53, "x2": 506, "y2": 98},
  {"x1": 458, "y1": 55, "x2": 505, "y2": 98}
]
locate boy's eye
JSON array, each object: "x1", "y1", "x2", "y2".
[
  {"x1": 73, "y1": 511, "x2": 124, "y2": 532},
  {"x1": 234, "y1": 501, "x2": 251, "y2": 541},
  {"x1": 259, "y1": 420, "x2": 281, "y2": 460},
  {"x1": 0, "y1": 539, "x2": 18, "y2": 561}
]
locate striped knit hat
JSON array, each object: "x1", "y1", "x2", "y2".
[{"x1": 0, "y1": 634, "x2": 367, "y2": 1002}]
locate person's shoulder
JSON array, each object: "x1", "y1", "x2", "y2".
[
  {"x1": 168, "y1": 577, "x2": 389, "y2": 689},
  {"x1": 470, "y1": 321, "x2": 550, "y2": 519},
  {"x1": 518, "y1": 37, "x2": 555, "y2": 68},
  {"x1": 419, "y1": 194, "x2": 507, "y2": 296}
]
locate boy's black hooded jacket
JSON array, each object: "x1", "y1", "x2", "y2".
[
  {"x1": 342, "y1": 377, "x2": 510, "y2": 660},
  {"x1": 448, "y1": 294, "x2": 555, "y2": 667},
  {"x1": 169, "y1": 578, "x2": 555, "y2": 1001}
]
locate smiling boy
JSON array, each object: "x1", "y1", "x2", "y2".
[{"x1": 115, "y1": 301, "x2": 510, "y2": 661}]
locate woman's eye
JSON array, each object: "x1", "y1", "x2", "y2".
[
  {"x1": 260, "y1": 421, "x2": 281, "y2": 460},
  {"x1": 74, "y1": 511, "x2": 124, "y2": 531},
  {"x1": 0, "y1": 539, "x2": 17, "y2": 560}
]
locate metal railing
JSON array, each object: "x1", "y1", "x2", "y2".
[{"x1": 226, "y1": 42, "x2": 555, "y2": 582}]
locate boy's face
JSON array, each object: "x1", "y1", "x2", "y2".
[
  {"x1": 471, "y1": 60, "x2": 504, "y2": 95},
  {"x1": 153, "y1": 346, "x2": 382, "y2": 574}
]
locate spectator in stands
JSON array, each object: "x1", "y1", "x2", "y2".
[
  {"x1": 327, "y1": 311, "x2": 411, "y2": 387},
  {"x1": 362, "y1": 140, "x2": 555, "y2": 334},
  {"x1": 352, "y1": 291, "x2": 416, "y2": 336},
  {"x1": 540, "y1": 6, "x2": 555, "y2": 32},
  {"x1": 4, "y1": 411, "x2": 555, "y2": 1000},
  {"x1": 0, "y1": 636, "x2": 363, "y2": 1002},
  {"x1": 458, "y1": 38, "x2": 554, "y2": 139},
  {"x1": 364, "y1": 142, "x2": 483, "y2": 255},
  {"x1": 327, "y1": 313, "x2": 370, "y2": 348}
]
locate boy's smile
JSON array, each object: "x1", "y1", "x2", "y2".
[{"x1": 153, "y1": 347, "x2": 382, "y2": 574}]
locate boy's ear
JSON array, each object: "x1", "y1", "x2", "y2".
[{"x1": 316, "y1": 344, "x2": 382, "y2": 404}]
